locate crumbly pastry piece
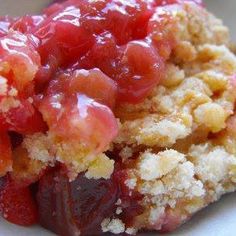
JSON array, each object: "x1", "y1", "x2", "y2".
[{"x1": 21, "y1": 132, "x2": 115, "y2": 180}]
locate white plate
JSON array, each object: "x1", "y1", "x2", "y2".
[{"x1": 0, "y1": 0, "x2": 235, "y2": 235}]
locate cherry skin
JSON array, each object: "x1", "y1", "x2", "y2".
[
  {"x1": 37, "y1": 167, "x2": 119, "y2": 235},
  {"x1": 37, "y1": 165, "x2": 143, "y2": 235},
  {"x1": 0, "y1": 132, "x2": 12, "y2": 177}
]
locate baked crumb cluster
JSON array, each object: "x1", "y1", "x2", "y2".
[
  {"x1": 20, "y1": 132, "x2": 115, "y2": 180},
  {"x1": 103, "y1": 3, "x2": 236, "y2": 234},
  {"x1": 1, "y1": 1, "x2": 236, "y2": 235}
]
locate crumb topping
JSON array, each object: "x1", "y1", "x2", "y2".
[
  {"x1": 106, "y1": 2, "x2": 236, "y2": 233},
  {"x1": 101, "y1": 218, "x2": 125, "y2": 234}
]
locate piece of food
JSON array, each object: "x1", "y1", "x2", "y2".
[
  {"x1": 0, "y1": 177, "x2": 38, "y2": 226},
  {"x1": 0, "y1": 0, "x2": 236, "y2": 235}
]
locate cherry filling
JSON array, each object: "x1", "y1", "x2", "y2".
[
  {"x1": 0, "y1": 17, "x2": 15, "y2": 37},
  {"x1": 37, "y1": 166, "x2": 118, "y2": 235},
  {"x1": 37, "y1": 165, "x2": 143, "y2": 235},
  {"x1": 0, "y1": 30, "x2": 47, "y2": 135},
  {"x1": 0, "y1": 0, "x2": 203, "y2": 233},
  {"x1": 0, "y1": 176, "x2": 38, "y2": 226},
  {"x1": 0, "y1": 0, "x2": 179, "y2": 140}
]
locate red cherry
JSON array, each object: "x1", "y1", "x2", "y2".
[
  {"x1": 1, "y1": 100, "x2": 47, "y2": 135},
  {"x1": 155, "y1": 0, "x2": 203, "y2": 6},
  {"x1": 48, "y1": 68, "x2": 118, "y2": 108},
  {"x1": 0, "y1": 177, "x2": 38, "y2": 226},
  {"x1": 0, "y1": 31, "x2": 40, "y2": 91}
]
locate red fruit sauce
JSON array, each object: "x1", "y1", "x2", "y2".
[{"x1": 0, "y1": 0, "x2": 202, "y2": 233}]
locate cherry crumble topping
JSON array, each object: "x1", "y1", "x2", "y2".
[{"x1": 2, "y1": 0, "x2": 236, "y2": 235}]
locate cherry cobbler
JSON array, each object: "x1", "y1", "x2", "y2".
[{"x1": 0, "y1": 0, "x2": 236, "y2": 235}]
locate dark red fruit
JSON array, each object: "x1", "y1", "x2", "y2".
[
  {"x1": 155, "y1": 0, "x2": 203, "y2": 6},
  {"x1": 0, "y1": 132, "x2": 12, "y2": 177},
  {"x1": 0, "y1": 177, "x2": 38, "y2": 226},
  {"x1": 113, "y1": 168, "x2": 144, "y2": 228},
  {"x1": 37, "y1": 164, "x2": 144, "y2": 235},
  {"x1": 37, "y1": 167, "x2": 118, "y2": 235}
]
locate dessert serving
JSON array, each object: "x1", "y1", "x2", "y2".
[{"x1": 0, "y1": 0, "x2": 236, "y2": 235}]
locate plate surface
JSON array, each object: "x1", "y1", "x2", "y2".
[{"x1": 0, "y1": 0, "x2": 235, "y2": 235}]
